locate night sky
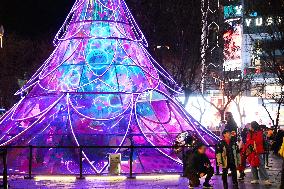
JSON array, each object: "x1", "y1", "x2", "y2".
[
  {"x1": 0, "y1": 0, "x2": 190, "y2": 43},
  {"x1": 0, "y1": 0, "x2": 151, "y2": 38},
  {"x1": 0, "y1": 0, "x2": 75, "y2": 37}
]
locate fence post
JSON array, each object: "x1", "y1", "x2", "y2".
[
  {"x1": 128, "y1": 145, "x2": 134, "y2": 179},
  {"x1": 77, "y1": 146, "x2": 85, "y2": 179},
  {"x1": 24, "y1": 145, "x2": 33, "y2": 179},
  {"x1": 2, "y1": 148, "x2": 8, "y2": 189}
]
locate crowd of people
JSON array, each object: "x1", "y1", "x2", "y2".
[{"x1": 184, "y1": 111, "x2": 284, "y2": 189}]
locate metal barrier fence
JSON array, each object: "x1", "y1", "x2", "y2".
[{"x1": 0, "y1": 145, "x2": 220, "y2": 188}]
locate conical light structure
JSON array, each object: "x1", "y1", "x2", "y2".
[{"x1": 0, "y1": 0, "x2": 219, "y2": 174}]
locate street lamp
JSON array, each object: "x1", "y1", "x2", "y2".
[{"x1": 0, "y1": 25, "x2": 4, "y2": 48}]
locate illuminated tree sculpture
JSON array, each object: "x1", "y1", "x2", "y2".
[{"x1": 0, "y1": 0, "x2": 219, "y2": 174}]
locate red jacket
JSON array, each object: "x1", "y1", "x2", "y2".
[
  {"x1": 247, "y1": 151, "x2": 260, "y2": 167},
  {"x1": 246, "y1": 130, "x2": 265, "y2": 154}
]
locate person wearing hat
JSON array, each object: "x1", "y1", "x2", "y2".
[
  {"x1": 216, "y1": 129, "x2": 241, "y2": 189},
  {"x1": 186, "y1": 143, "x2": 213, "y2": 188}
]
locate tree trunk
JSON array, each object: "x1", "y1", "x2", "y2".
[
  {"x1": 183, "y1": 95, "x2": 190, "y2": 107},
  {"x1": 183, "y1": 90, "x2": 192, "y2": 107},
  {"x1": 219, "y1": 109, "x2": 225, "y2": 121},
  {"x1": 275, "y1": 102, "x2": 281, "y2": 133},
  {"x1": 261, "y1": 97, "x2": 276, "y2": 128},
  {"x1": 235, "y1": 100, "x2": 243, "y2": 127},
  {"x1": 199, "y1": 110, "x2": 205, "y2": 123}
]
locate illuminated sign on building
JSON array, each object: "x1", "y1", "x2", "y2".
[
  {"x1": 224, "y1": 5, "x2": 242, "y2": 19},
  {"x1": 223, "y1": 3, "x2": 243, "y2": 71},
  {"x1": 223, "y1": 24, "x2": 242, "y2": 71},
  {"x1": 245, "y1": 17, "x2": 283, "y2": 27}
]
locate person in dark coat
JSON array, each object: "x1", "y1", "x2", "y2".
[
  {"x1": 187, "y1": 143, "x2": 213, "y2": 188},
  {"x1": 216, "y1": 129, "x2": 240, "y2": 189},
  {"x1": 224, "y1": 112, "x2": 238, "y2": 138},
  {"x1": 271, "y1": 129, "x2": 284, "y2": 189},
  {"x1": 240, "y1": 127, "x2": 249, "y2": 145},
  {"x1": 262, "y1": 127, "x2": 273, "y2": 167}
]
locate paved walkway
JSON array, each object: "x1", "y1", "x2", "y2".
[{"x1": 4, "y1": 155, "x2": 283, "y2": 189}]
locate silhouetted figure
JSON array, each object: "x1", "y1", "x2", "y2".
[{"x1": 187, "y1": 143, "x2": 213, "y2": 188}]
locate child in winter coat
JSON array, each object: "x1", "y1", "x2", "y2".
[{"x1": 216, "y1": 129, "x2": 240, "y2": 189}]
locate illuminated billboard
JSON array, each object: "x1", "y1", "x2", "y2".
[
  {"x1": 224, "y1": 5, "x2": 242, "y2": 19},
  {"x1": 223, "y1": 23, "x2": 242, "y2": 71}
]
